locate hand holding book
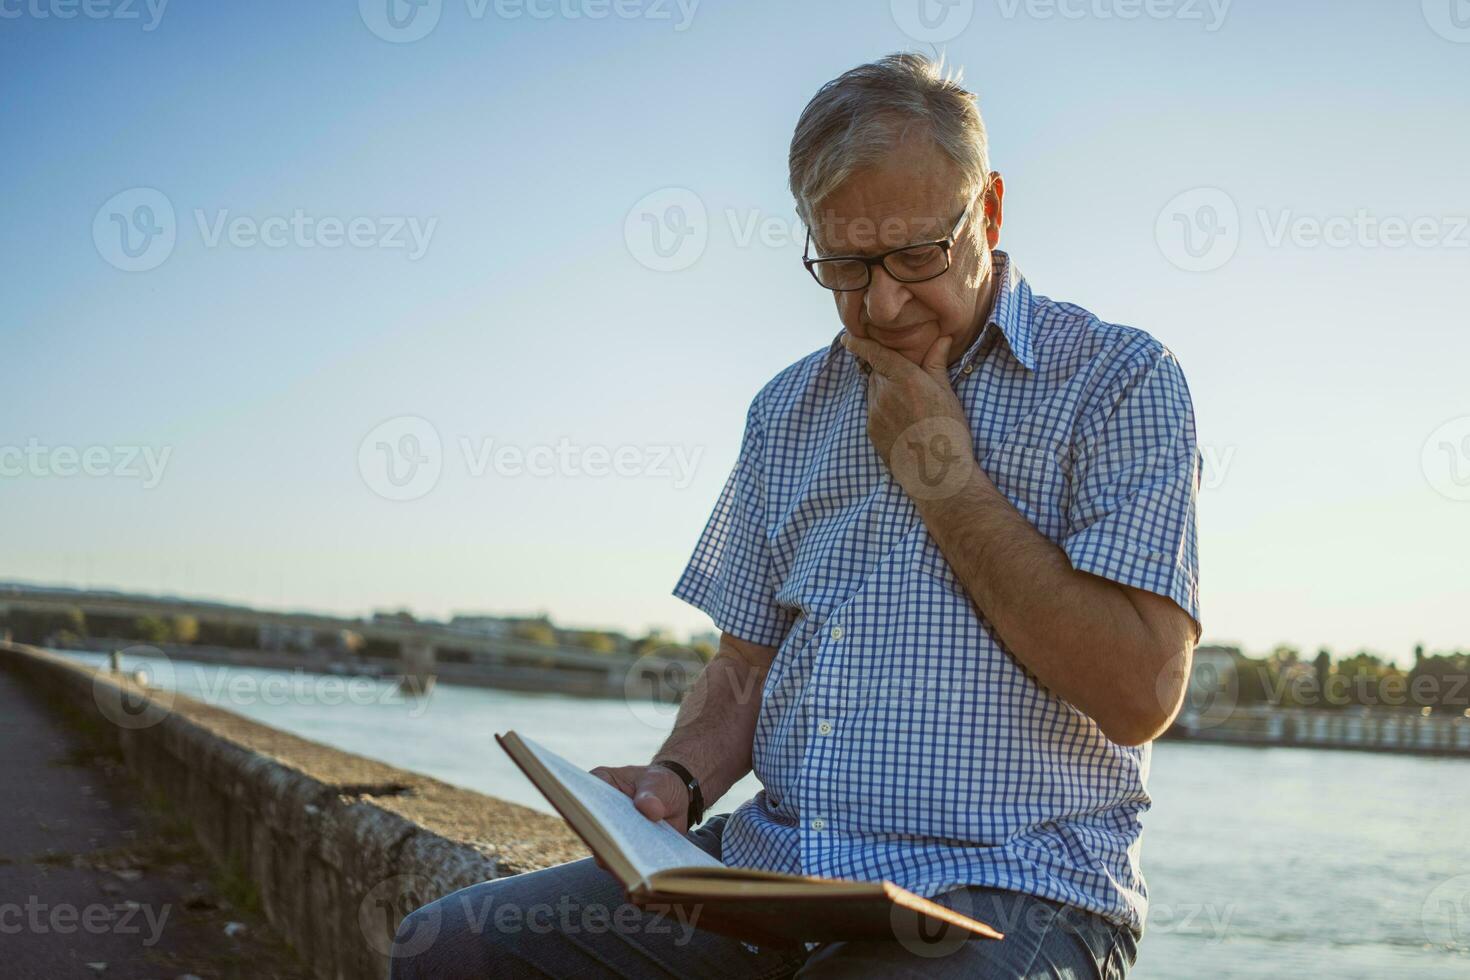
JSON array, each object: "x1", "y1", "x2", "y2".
[
  {"x1": 498, "y1": 731, "x2": 1004, "y2": 946},
  {"x1": 588, "y1": 763, "x2": 692, "y2": 873},
  {"x1": 590, "y1": 763, "x2": 691, "y2": 834}
]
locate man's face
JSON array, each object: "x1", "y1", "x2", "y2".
[{"x1": 810, "y1": 131, "x2": 1004, "y2": 367}]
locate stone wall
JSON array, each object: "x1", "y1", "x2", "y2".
[{"x1": 0, "y1": 642, "x2": 587, "y2": 980}]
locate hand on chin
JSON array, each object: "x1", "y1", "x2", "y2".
[{"x1": 866, "y1": 322, "x2": 936, "y2": 364}]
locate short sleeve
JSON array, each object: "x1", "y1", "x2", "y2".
[
  {"x1": 672, "y1": 401, "x2": 794, "y2": 648},
  {"x1": 1063, "y1": 346, "x2": 1202, "y2": 638}
]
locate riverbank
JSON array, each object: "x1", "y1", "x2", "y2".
[
  {"x1": 1166, "y1": 704, "x2": 1470, "y2": 758},
  {"x1": 46, "y1": 635, "x2": 693, "y2": 702}
]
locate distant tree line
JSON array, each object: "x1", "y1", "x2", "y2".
[
  {"x1": 1, "y1": 607, "x2": 321, "y2": 653},
  {"x1": 1222, "y1": 644, "x2": 1469, "y2": 715},
  {"x1": 2, "y1": 607, "x2": 215, "y2": 648}
]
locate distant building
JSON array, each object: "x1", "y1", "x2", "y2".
[
  {"x1": 257, "y1": 622, "x2": 317, "y2": 653},
  {"x1": 448, "y1": 615, "x2": 512, "y2": 638},
  {"x1": 372, "y1": 610, "x2": 417, "y2": 625}
]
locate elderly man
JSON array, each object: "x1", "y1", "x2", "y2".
[{"x1": 393, "y1": 52, "x2": 1200, "y2": 979}]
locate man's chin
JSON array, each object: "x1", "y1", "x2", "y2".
[{"x1": 867, "y1": 323, "x2": 935, "y2": 361}]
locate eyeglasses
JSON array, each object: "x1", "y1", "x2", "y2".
[{"x1": 802, "y1": 196, "x2": 976, "y2": 292}]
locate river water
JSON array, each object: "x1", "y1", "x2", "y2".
[{"x1": 63, "y1": 651, "x2": 1470, "y2": 978}]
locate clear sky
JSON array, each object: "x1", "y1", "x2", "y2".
[{"x1": 4, "y1": 1, "x2": 1467, "y2": 664}]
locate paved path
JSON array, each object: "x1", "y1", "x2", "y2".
[{"x1": 0, "y1": 666, "x2": 308, "y2": 980}]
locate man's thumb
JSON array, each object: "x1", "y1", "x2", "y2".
[
  {"x1": 633, "y1": 783, "x2": 670, "y2": 822},
  {"x1": 923, "y1": 335, "x2": 953, "y2": 378}
]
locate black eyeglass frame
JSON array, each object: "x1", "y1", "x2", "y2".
[{"x1": 801, "y1": 195, "x2": 978, "y2": 292}]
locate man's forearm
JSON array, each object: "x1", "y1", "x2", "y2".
[
  {"x1": 914, "y1": 457, "x2": 1177, "y2": 743},
  {"x1": 652, "y1": 636, "x2": 771, "y2": 808}
]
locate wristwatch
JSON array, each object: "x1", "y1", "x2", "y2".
[{"x1": 653, "y1": 759, "x2": 705, "y2": 828}]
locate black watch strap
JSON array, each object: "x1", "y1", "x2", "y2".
[{"x1": 653, "y1": 759, "x2": 705, "y2": 828}]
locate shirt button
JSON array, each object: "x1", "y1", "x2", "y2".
[
  {"x1": 810, "y1": 818, "x2": 827, "y2": 831},
  {"x1": 962, "y1": 363, "x2": 975, "y2": 375},
  {"x1": 829, "y1": 625, "x2": 845, "y2": 640},
  {"x1": 817, "y1": 721, "x2": 833, "y2": 735}
]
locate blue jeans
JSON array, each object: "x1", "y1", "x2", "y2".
[{"x1": 390, "y1": 814, "x2": 1137, "y2": 979}]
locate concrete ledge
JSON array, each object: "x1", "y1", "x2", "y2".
[{"x1": 0, "y1": 641, "x2": 587, "y2": 980}]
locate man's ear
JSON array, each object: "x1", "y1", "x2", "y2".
[{"x1": 982, "y1": 172, "x2": 1004, "y2": 249}]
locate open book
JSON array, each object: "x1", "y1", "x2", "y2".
[{"x1": 495, "y1": 731, "x2": 1004, "y2": 945}]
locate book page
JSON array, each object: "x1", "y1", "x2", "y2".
[{"x1": 513, "y1": 733, "x2": 724, "y2": 882}]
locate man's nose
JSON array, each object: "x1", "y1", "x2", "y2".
[{"x1": 864, "y1": 265, "x2": 910, "y2": 327}]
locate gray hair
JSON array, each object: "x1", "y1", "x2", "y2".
[{"x1": 788, "y1": 53, "x2": 991, "y2": 229}]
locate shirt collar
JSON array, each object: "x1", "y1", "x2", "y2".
[
  {"x1": 957, "y1": 249, "x2": 1036, "y2": 373},
  {"x1": 827, "y1": 249, "x2": 1037, "y2": 374}
]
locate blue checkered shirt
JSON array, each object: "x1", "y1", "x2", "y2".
[{"x1": 673, "y1": 251, "x2": 1201, "y2": 933}]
